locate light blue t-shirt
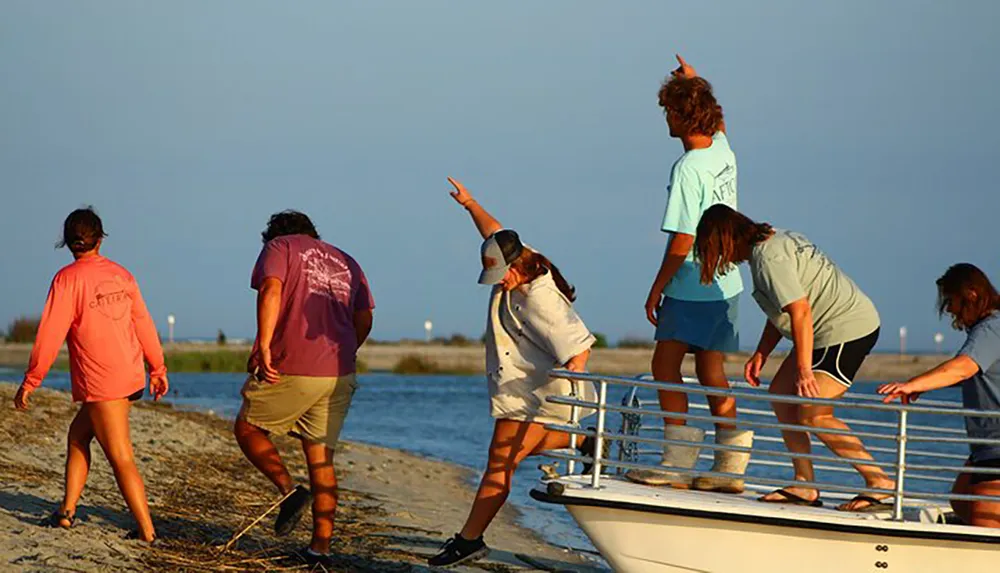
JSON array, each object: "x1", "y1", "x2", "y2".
[
  {"x1": 959, "y1": 313, "x2": 1000, "y2": 462},
  {"x1": 660, "y1": 131, "x2": 743, "y2": 302}
]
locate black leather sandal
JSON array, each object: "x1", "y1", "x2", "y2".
[{"x1": 43, "y1": 510, "x2": 76, "y2": 529}]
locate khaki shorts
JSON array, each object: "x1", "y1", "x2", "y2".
[{"x1": 238, "y1": 373, "x2": 357, "y2": 450}]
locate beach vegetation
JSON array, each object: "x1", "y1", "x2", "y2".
[
  {"x1": 163, "y1": 350, "x2": 249, "y2": 373},
  {"x1": 391, "y1": 354, "x2": 476, "y2": 375},
  {"x1": 592, "y1": 332, "x2": 609, "y2": 349},
  {"x1": 617, "y1": 337, "x2": 655, "y2": 349},
  {"x1": 392, "y1": 354, "x2": 440, "y2": 374},
  {"x1": 6, "y1": 316, "x2": 41, "y2": 343},
  {"x1": 432, "y1": 333, "x2": 476, "y2": 347},
  {"x1": 157, "y1": 350, "x2": 368, "y2": 374}
]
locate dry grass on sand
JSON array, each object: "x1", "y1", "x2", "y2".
[{"x1": 0, "y1": 383, "x2": 601, "y2": 572}]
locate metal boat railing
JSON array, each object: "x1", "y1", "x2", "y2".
[{"x1": 542, "y1": 371, "x2": 1000, "y2": 522}]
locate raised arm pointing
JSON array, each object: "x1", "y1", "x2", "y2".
[
  {"x1": 670, "y1": 54, "x2": 726, "y2": 134},
  {"x1": 671, "y1": 54, "x2": 698, "y2": 79},
  {"x1": 447, "y1": 177, "x2": 503, "y2": 240}
]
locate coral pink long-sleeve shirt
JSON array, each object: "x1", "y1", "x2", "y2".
[{"x1": 22, "y1": 255, "x2": 167, "y2": 403}]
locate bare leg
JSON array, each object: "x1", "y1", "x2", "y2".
[
  {"x1": 86, "y1": 400, "x2": 155, "y2": 541},
  {"x1": 301, "y1": 439, "x2": 337, "y2": 554},
  {"x1": 233, "y1": 419, "x2": 294, "y2": 495},
  {"x1": 760, "y1": 357, "x2": 819, "y2": 502},
  {"x1": 799, "y1": 373, "x2": 895, "y2": 510},
  {"x1": 694, "y1": 350, "x2": 736, "y2": 431},
  {"x1": 60, "y1": 407, "x2": 95, "y2": 525},
  {"x1": 952, "y1": 472, "x2": 1000, "y2": 527},
  {"x1": 458, "y1": 420, "x2": 553, "y2": 540},
  {"x1": 652, "y1": 340, "x2": 689, "y2": 426},
  {"x1": 950, "y1": 463, "x2": 985, "y2": 521},
  {"x1": 952, "y1": 470, "x2": 974, "y2": 521},
  {"x1": 532, "y1": 430, "x2": 572, "y2": 454}
]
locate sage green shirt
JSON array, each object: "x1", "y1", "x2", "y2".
[{"x1": 750, "y1": 229, "x2": 880, "y2": 348}]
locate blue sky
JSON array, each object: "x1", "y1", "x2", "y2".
[{"x1": 1, "y1": 1, "x2": 997, "y2": 351}]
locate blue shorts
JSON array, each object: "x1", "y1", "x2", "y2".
[{"x1": 655, "y1": 296, "x2": 739, "y2": 353}]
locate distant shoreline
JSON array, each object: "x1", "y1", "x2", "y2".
[{"x1": 0, "y1": 342, "x2": 951, "y2": 382}]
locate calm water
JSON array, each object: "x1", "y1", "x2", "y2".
[{"x1": 0, "y1": 369, "x2": 972, "y2": 556}]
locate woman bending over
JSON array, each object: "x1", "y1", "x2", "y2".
[{"x1": 695, "y1": 204, "x2": 895, "y2": 511}]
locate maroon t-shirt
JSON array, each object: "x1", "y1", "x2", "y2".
[{"x1": 251, "y1": 235, "x2": 374, "y2": 377}]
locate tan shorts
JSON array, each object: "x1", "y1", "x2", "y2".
[{"x1": 238, "y1": 373, "x2": 357, "y2": 450}]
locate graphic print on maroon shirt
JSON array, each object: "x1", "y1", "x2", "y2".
[{"x1": 251, "y1": 235, "x2": 374, "y2": 377}]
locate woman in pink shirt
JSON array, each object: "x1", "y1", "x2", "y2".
[{"x1": 13, "y1": 208, "x2": 168, "y2": 542}]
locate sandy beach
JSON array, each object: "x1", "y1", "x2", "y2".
[{"x1": 0, "y1": 382, "x2": 602, "y2": 573}]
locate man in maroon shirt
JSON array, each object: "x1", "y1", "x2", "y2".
[{"x1": 234, "y1": 210, "x2": 374, "y2": 567}]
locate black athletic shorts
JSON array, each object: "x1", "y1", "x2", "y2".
[
  {"x1": 127, "y1": 389, "x2": 143, "y2": 402},
  {"x1": 968, "y1": 457, "x2": 1000, "y2": 485},
  {"x1": 812, "y1": 328, "x2": 880, "y2": 388}
]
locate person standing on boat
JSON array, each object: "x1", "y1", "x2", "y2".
[
  {"x1": 879, "y1": 263, "x2": 1000, "y2": 527},
  {"x1": 13, "y1": 207, "x2": 168, "y2": 542},
  {"x1": 234, "y1": 211, "x2": 375, "y2": 568},
  {"x1": 626, "y1": 55, "x2": 754, "y2": 493},
  {"x1": 694, "y1": 205, "x2": 896, "y2": 511},
  {"x1": 429, "y1": 177, "x2": 598, "y2": 567}
]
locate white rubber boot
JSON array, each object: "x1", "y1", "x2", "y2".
[
  {"x1": 625, "y1": 425, "x2": 705, "y2": 488},
  {"x1": 692, "y1": 428, "x2": 754, "y2": 494}
]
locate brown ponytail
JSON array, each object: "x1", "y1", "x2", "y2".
[
  {"x1": 512, "y1": 249, "x2": 577, "y2": 302},
  {"x1": 57, "y1": 207, "x2": 107, "y2": 254}
]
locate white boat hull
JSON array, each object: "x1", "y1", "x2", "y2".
[
  {"x1": 533, "y1": 476, "x2": 1000, "y2": 573},
  {"x1": 568, "y1": 504, "x2": 1000, "y2": 573}
]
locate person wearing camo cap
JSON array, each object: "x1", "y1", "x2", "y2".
[{"x1": 427, "y1": 177, "x2": 600, "y2": 568}]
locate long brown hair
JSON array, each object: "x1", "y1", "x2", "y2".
[
  {"x1": 936, "y1": 263, "x2": 1000, "y2": 331},
  {"x1": 512, "y1": 249, "x2": 577, "y2": 302},
  {"x1": 694, "y1": 204, "x2": 773, "y2": 285}
]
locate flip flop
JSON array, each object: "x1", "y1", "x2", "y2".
[
  {"x1": 837, "y1": 494, "x2": 894, "y2": 513},
  {"x1": 758, "y1": 489, "x2": 823, "y2": 507},
  {"x1": 42, "y1": 510, "x2": 75, "y2": 529}
]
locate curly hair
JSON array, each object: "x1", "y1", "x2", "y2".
[
  {"x1": 57, "y1": 206, "x2": 107, "y2": 254},
  {"x1": 261, "y1": 210, "x2": 320, "y2": 243},
  {"x1": 658, "y1": 76, "x2": 724, "y2": 137},
  {"x1": 695, "y1": 204, "x2": 773, "y2": 285},
  {"x1": 936, "y1": 263, "x2": 1000, "y2": 331}
]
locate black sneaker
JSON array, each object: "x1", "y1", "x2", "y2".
[
  {"x1": 275, "y1": 485, "x2": 312, "y2": 536},
  {"x1": 427, "y1": 534, "x2": 489, "y2": 567},
  {"x1": 577, "y1": 427, "x2": 611, "y2": 474},
  {"x1": 296, "y1": 547, "x2": 338, "y2": 569}
]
